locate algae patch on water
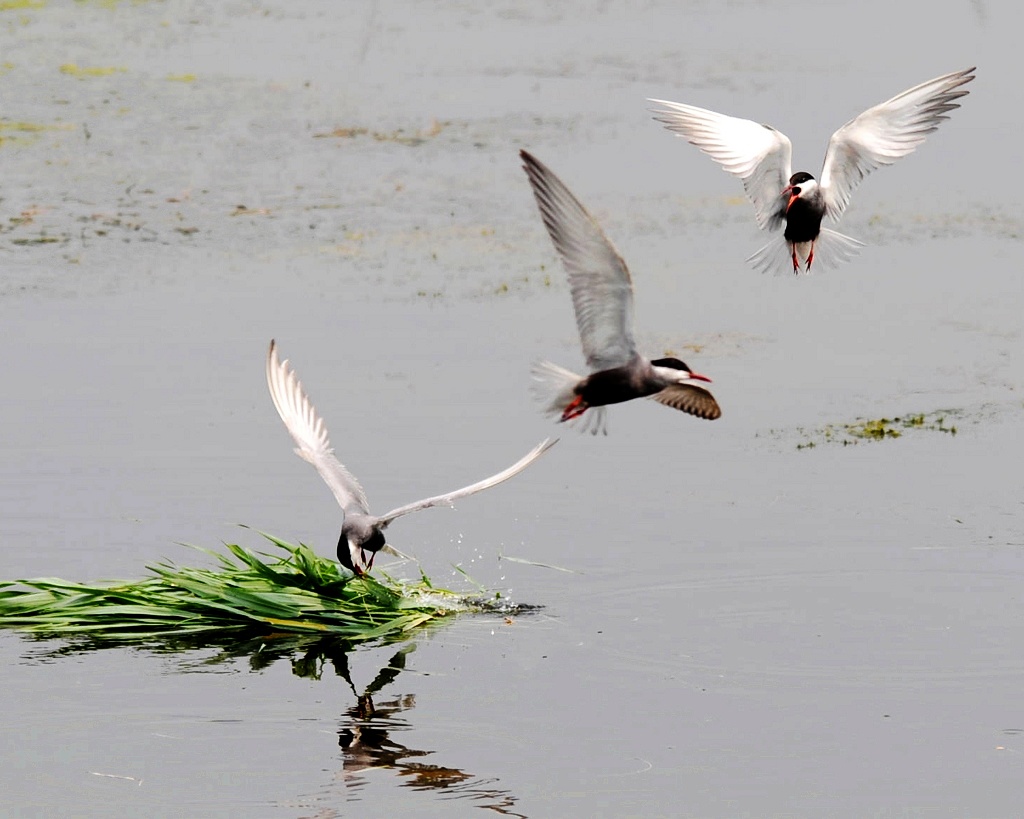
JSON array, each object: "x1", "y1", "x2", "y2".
[
  {"x1": 59, "y1": 63, "x2": 127, "y2": 78},
  {"x1": 313, "y1": 119, "x2": 448, "y2": 147},
  {"x1": 0, "y1": 0, "x2": 45, "y2": 10},
  {"x1": 73, "y1": 0, "x2": 156, "y2": 9},
  {"x1": 0, "y1": 535, "x2": 495, "y2": 641},
  {"x1": 786, "y1": 410, "x2": 961, "y2": 450},
  {"x1": 0, "y1": 119, "x2": 75, "y2": 147}
]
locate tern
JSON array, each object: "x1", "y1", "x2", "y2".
[
  {"x1": 266, "y1": 340, "x2": 556, "y2": 575},
  {"x1": 520, "y1": 150, "x2": 721, "y2": 435},
  {"x1": 649, "y1": 66, "x2": 975, "y2": 274}
]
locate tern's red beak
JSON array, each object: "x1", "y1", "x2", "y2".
[
  {"x1": 689, "y1": 372, "x2": 712, "y2": 383},
  {"x1": 782, "y1": 185, "x2": 799, "y2": 212}
]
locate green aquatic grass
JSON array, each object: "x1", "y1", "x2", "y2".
[{"x1": 0, "y1": 535, "x2": 473, "y2": 642}]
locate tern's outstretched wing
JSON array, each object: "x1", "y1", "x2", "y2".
[
  {"x1": 521, "y1": 150, "x2": 637, "y2": 372},
  {"x1": 266, "y1": 340, "x2": 371, "y2": 516},
  {"x1": 650, "y1": 384, "x2": 722, "y2": 420},
  {"x1": 649, "y1": 98, "x2": 793, "y2": 232},
  {"x1": 376, "y1": 438, "x2": 557, "y2": 526},
  {"x1": 820, "y1": 67, "x2": 975, "y2": 220}
]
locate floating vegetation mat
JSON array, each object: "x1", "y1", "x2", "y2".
[
  {"x1": 0, "y1": 535, "x2": 500, "y2": 643},
  {"x1": 792, "y1": 410, "x2": 960, "y2": 450}
]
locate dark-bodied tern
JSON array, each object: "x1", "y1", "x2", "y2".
[{"x1": 520, "y1": 150, "x2": 721, "y2": 435}]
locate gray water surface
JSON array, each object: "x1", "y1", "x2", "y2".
[{"x1": 1, "y1": 1, "x2": 1022, "y2": 817}]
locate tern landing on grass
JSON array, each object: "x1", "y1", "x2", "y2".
[
  {"x1": 266, "y1": 340, "x2": 556, "y2": 575},
  {"x1": 649, "y1": 66, "x2": 975, "y2": 275},
  {"x1": 520, "y1": 150, "x2": 721, "y2": 435}
]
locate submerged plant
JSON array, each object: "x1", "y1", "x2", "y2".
[{"x1": 0, "y1": 534, "x2": 485, "y2": 642}]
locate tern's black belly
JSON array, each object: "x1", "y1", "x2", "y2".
[
  {"x1": 579, "y1": 365, "x2": 659, "y2": 407},
  {"x1": 784, "y1": 199, "x2": 823, "y2": 243}
]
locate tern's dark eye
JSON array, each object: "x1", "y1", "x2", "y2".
[{"x1": 791, "y1": 187, "x2": 801, "y2": 196}]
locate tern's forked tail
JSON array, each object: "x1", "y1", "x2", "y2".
[
  {"x1": 748, "y1": 228, "x2": 864, "y2": 276},
  {"x1": 531, "y1": 360, "x2": 582, "y2": 417},
  {"x1": 530, "y1": 360, "x2": 608, "y2": 435}
]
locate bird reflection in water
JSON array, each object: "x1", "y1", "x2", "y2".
[
  {"x1": 293, "y1": 637, "x2": 526, "y2": 818},
  {"x1": 23, "y1": 631, "x2": 524, "y2": 816}
]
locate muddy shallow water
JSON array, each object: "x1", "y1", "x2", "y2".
[{"x1": 1, "y1": 1, "x2": 1022, "y2": 817}]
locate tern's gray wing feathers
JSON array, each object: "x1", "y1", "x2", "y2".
[
  {"x1": 820, "y1": 67, "x2": 975, "y2": 220},
  {"x1": 649, "y1": 99, "x2": 793, "y2": 232},
  {"x1": 520, "y1": 150, "x2": 637, "y2": 372},
  {"x1": 266, "y1": 340, "x2": 371, "y2": 517},
  {"x1": 650, "y1": 384, "x2": 722, "y2": 420},
  {"x1": 376, "y1": 438, "x2": 557, "y2": 526}
]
